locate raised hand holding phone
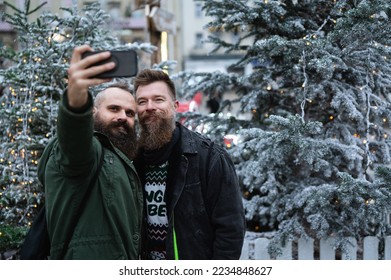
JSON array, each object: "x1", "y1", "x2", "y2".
[
  {"x1": 81, "y1": 50, "x2": 138, "y2": 78},
  {"x1": 67, "y1": 45, "x2": 115, "y2": 109}
]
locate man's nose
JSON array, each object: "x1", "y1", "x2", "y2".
[
  {"x1": 145, "y1": 100, "x2": 155, "y2": 110},
  {"x1": 117, "y1": 110, "x2": 127, "y2": 120}
]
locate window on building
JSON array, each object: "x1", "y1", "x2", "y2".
[
  {"x1": 195, "y1": 32, "x2": 203, "y2": 49},
  {"x1": 195, "y1": 3, "x2": 203, "y2": 18},
  {"x1": 107, "y1": 1, "x2": 121, "y2": 18}
]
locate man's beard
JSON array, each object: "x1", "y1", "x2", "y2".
[
  {"x1": 138, "y1": 112, "x2": 175, "y2": 151},
  {"x1": 94, "y1": 118, "x2": 138, "y2": 159}
]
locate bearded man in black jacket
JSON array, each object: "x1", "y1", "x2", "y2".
[{"x1": 133, "y1": 69, "x2": 245, "y2": 260}]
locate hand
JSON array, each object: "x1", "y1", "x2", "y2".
[{"x1": 66, "y1": 45, "x2": 115, "y2": 109}]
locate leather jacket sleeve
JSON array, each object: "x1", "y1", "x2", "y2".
[{"x1": 206, "y1": 146, "x2": 246, "y2": 259}]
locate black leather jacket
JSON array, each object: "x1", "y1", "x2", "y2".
[{"x1": 135, "y1": 123, "x2": 245, "y2": 259}]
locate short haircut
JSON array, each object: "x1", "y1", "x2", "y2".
[
  {"x1": 94, "y1": 80, "x2": 133, "y2": 107},
  {"x1": 133, "y1": 69, "x2": 176, "y2": 99},
  {"x1": 99, "y1": 80, "x2": 133, "y2": 93}
]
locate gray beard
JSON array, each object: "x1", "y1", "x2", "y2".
[{"x1": 138, "y1": 117, "x2": 175, "y2": 151}]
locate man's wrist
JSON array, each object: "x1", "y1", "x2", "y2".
[{"x1": 63, "y1": 90, "x2": 93, "y2": 113}]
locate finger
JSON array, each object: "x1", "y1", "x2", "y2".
[
  {"x1": 70, "y1": 45, "x2": 93, "y2": 65},
  {"x1": 79, "y1": 51, "x2": 111, "y2": 70},
  {"x1": 68, "y1": 52, "x2": 114, "y2": 82},
  {"x1": 83, "y1": 61, "x2": 116, "y2": 79}
]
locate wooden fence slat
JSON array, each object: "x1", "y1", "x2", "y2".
[
  {"x1": 385, "y1": 236, "x2": 391, "y2": 260},
  {"x1": 298, "y1": 238, "x2": 314, "y2": 260},
  {"x1": 319, "y1": 238, "x2": 336, "y2": 260},
  {"x1": 240, "y1": 239, "x2": 250, "y2": 260},
  {"x1": 254, "y1": 238, "x2": 271, "y2": 260},
  {"x1": 363, "y1": 236, "x2": 378, "y2": 260}
]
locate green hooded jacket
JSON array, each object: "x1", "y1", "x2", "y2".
[{"x1": 39, "y1": 93, "x2": 143, "y2": 259}]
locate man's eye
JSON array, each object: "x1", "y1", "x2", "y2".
[{"x1": 126, "y1": 111, "x2": 135, "y2": 117}]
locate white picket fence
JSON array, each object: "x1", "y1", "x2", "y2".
[{"x1": 240, "y1": 236, "x2": 391, "y2": 260}]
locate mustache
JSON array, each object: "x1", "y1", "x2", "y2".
[
  {"x1": 141, "y1": 110, "x2": 168, "y2": 118},
  {"x1": 110, "y1": 120, "x2": 131, "y2": 130},
  {"x1": 139, "y1": 111, "x2": 169, "y2": 123}
]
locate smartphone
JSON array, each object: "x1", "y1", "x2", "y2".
[{"x1": 81, "y1": 50, "x2": 138, "y2": 78}]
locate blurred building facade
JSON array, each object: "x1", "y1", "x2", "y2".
[
  {"x1": 0, "y1": 0, "x2": 181, "y2": 68},
  {"x1": 1, "y1": 0, "x2": 247, "y2": 71},
  {"x1": 1, "y1": 0, "x2": 249, "y2": 117}
]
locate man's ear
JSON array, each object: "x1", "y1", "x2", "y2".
[
  {"x1": 174, "y1": 100, "x2": 179, "y2": 111},
  {"x1": 93, "y1": 106, "x2": 97, "y2": 115}
]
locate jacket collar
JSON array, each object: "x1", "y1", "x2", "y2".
[{"x1": 175, "y1": 122, "x2": 198, "y2": 155}]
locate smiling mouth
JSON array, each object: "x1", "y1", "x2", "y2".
[{"x1": 143, "y1": 116, "x2": 158, "y2": 123}]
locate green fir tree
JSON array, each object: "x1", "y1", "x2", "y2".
[{"x1": 177, "y1": 0, "x2": 391, "y2": 257}]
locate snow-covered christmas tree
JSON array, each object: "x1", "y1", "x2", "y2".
[
  {"x1": 177, "y1": 0, "x2": 391, "y2": 256},
  {"x1": 0, "y1": 0, "x2": 152, "y2": 230}
]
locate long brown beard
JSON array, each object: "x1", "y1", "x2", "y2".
[
  {"x1": 94, "y1": 117, "x2": 138, "y2": 159},
  {"x1": 138, "y1": 114, "x2": 175, "y2": 151}
]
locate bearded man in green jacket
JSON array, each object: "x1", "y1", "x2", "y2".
[{"x1": 41, "y1": 45, "x2": 143, "y2": 259}]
